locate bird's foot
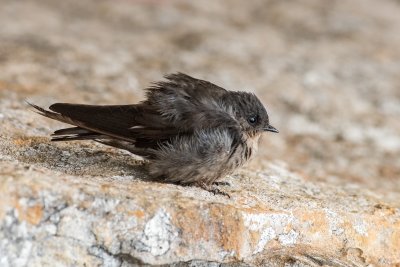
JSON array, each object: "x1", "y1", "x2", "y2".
[
  {"x1": 213, "y1": 181, "x2": 231, "y2": 187},
  {"x1": 210, "y1": 188, "x2": 231, "y2": 198}
]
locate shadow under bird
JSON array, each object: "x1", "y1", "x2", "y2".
[{"x1": 29, "y1": 73, "x2": 278, "y2": 194}]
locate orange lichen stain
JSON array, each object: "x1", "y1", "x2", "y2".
[
  {"x1": 13, "y1": 136, "x2": 48, "y2": 147},
  {"x1": 100, "y1": 184, "x2": 111, "y2": 191},
  {"x1": 364, "y1": 217, "x2": 400, "y2": 261},
  {"x1": 293, "y1": 210, "x2": 329, "y2": 234},
  {"x1": 15, "y1": 201, "x2": 43, "y2": 225},
  {"x1": 354, "y1": 227, "x2": 377, "y2": 256},
  {"x1": 78, "y1": 200, "x2": 92, "y2": 210},
  {"x1": 293, "y1": 209, "x2": 346, "y2": 250},
  {"x1": 209, "y1": 204, "x2": 245, "y2": 257},
  {"x1": 247, "y1": 229, "x2": 262, "y2": 249},
  {"x1": 391, "y1": 222, "x2": 400, "y2": 253},
  {"x1": 13, "y1": 138, "x2": 33, "y2": 146},
  {"x1": 171, "y1": 203, "x2": 209, "y2": 242},
  {"x1": 26, "y1": 205, "x2": 44, "y2": 225},
  {"x1": 127, "y1": 209, "x2": 145, "y2": 219}
]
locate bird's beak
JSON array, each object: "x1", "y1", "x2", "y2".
[{"x1": 264, "y1": 124, "x2": 279, "y2": 133}]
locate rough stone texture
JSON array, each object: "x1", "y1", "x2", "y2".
[{"x1": 0, "y1": 0, "x2": 400, "y2": 266}]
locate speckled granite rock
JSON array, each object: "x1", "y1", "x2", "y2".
[
  {"x1": 1, "y1": 148, "x2": 399, "y2": 266},
  {"x1": 1, "y1": 0, "x2": 400, "y2": 266}
]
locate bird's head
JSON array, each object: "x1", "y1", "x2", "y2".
[{"x1": 230, "y1": 92, "x2": 278, "y2": 137}]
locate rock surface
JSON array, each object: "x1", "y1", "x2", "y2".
[{"x1": 0, "y1": 0, "x2": 400, "y2": 266}]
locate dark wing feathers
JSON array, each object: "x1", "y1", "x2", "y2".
[
  {"x1": 156, "y1": 72, "x2": 227, "y2": 97},
  {"x1": 49, "y1": 103, "x2": 139, "y2": 137},
  {"x1": 145, "y1": 73, "x2": 227, "y2": 107},
  {"x1": 144, "y1": 73, "x2": 238, "y2": 130},
  {"x1": 53, "y1": 126, "x2": 91, "y2": 136},
  {"x1": 29, "y1": 103, "x2": 140, "y2": 142},
  {"x1": 29, "y1": 73, "x2": 240, "y2": 156},
  {"x1": 51, "y1": 134, "x2": 109, "y2": 142}
]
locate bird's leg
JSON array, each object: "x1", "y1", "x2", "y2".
[{"x1": 197, "y1": 182, "x2": 230, "y2": 198}]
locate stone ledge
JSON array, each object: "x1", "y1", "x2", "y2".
[{"x1": 1, "y1": 146, "x2": 399, "y2": 266}]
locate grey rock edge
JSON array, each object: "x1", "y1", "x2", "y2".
[{"x1": 0, "y1": 137, "x2": 399, "y2": 266}]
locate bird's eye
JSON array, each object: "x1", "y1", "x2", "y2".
[{"x1": 248, "y1": 115, "x2": 258, "y2": 124}]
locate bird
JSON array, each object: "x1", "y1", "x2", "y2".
[{"x1": 28, "y1": 73, "x2": 278, "y2": 194}]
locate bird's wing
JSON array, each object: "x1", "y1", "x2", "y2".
[
  {"x1": 28, "y1": 73, "x2": 240, "y2": 153},
  {"x1": 28, "y1": 103, "x2": 175, "y2": 142},
  {"x1": 143, "y1": 73, "x2": 239, "y2": 130},
  {"x1": 147, "y1": 73, "x2": 228, "y2": 100}
]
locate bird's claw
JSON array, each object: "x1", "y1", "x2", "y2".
[
  {"x1": 213, "y1": 181, "x2": 231, "y2": 187},
  {"x1": 209, "y1": 188, "x2": 231, "y2": 198}
]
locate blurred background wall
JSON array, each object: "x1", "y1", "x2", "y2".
[{"x1": 0, "y1": 0, "x2": 399, "y2": 200}]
